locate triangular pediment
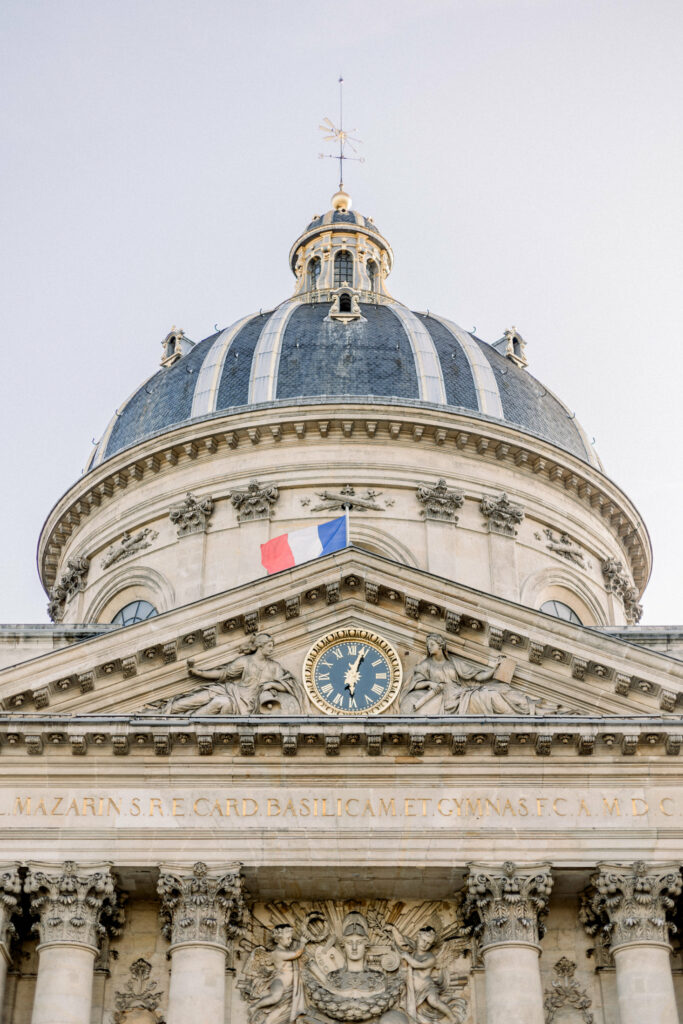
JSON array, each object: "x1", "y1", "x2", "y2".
[{"x1": 1, "y1": 552, "x2": 681, "y2": 735}]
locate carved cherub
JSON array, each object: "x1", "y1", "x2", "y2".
[
  {"x1": 388, "y1": 925, "x2": 467, "y2": 1024},
  {"x1": 242, "y1": 923, "x2": 306, "y2": 1024}
]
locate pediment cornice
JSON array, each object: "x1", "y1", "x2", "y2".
[{"x1": 0, "y1": 551, "x2": 680, "y2": 722}]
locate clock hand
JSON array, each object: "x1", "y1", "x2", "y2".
[{"x1": 343, "y1": 648, "x2": 368, "y2": 698}]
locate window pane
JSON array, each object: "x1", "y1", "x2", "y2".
[
  {"x1": 540, "y1": 600, "x2": 582, "y2": 625},
  {"x1": 112, "y1": 600, "x2": 158, "y2": 626},
  {"x1": 334, "y1": 251, "x2": 353, "y2": 288}
]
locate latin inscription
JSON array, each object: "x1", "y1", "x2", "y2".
[{"x1": 1, "y1": 789, "x2": 681, "y2": 826}]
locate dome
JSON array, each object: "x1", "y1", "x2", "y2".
[{"x1": 88, "y1": 195, "x2": 599, "y2": 472}]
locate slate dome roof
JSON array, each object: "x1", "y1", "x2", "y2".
[{"x1": 88, "y1": 198, "x2": 599, "y2": 472}]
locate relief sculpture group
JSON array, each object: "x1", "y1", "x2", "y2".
[
  {"x1": 239, "y1": 903, "x2": 468, "y2": 1024},
  {"x1": 148, "y1": 632, "x2": 574, "y2": 718}
]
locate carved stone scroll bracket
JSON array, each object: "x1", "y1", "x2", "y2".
[
  {"x1": 114, "y1": 957, "x2": 164, "y2": 1023},
  {"x1": 169, "y1": 493, "x2": 215, "y2": 537},
  {"x1": 463, "y1": 861, "x2": 553, "y2": 949},
  {"x1": 230, "y1": 481, "x2": 280, "y2": 523},
  {"x1": 0, "y1": 865, "x2": 22, "y2": 956},
  {"x1": 580, "y1": 861, "x2": 683, "y2": 952},
  {"x1": 416, "y1": 479, "x2": 465, "y2": 523},
  {"x1": 480, "y1": 493, "x2": 524, "y2": 537},
  {"x1": 47, "y1": 556, "x2": 90, "y2": 622},
  {"x1": 543, "y1": 957, "x2": 594, "y2": 1023},
  {"x1": 157, "y1": 862, "x2": 246, "y2": 948},
  {"x1": 25, "y1": 861, "x2": 122, "y2": 950}
]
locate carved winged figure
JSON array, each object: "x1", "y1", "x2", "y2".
[
  {"x1": 243, "y1": 924, "x2": 307, "y2": 1024},
  {"x1": 151, "y1": 633, "x2": 305, "y2": 715},
  {"x1": 388, "y1": 925, "x2": 467, "y2": 1024},
  {"x1": 400, "y1": 634, "x2": 573, "y2": 716}
]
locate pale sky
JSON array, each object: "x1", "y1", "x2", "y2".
[{"x1": 1, "y1": 0, "x2": 681, "y2": 625}]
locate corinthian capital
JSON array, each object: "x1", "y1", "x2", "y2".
[
  {"x1": 157, "y1": 862, "x2": 245, "y2": 947},
  {"x1": 581, "y1": 861, "x2": 682, "y2": 950},
  {"x1": 26, "y1": 861, "x2": 120, "y2": 950},
  {"x1": 464, "y1": 861, "x2": 553, "y2": 948},
  {"x1": 0, "y1": 865, "x2": 22, "y2": 953}
]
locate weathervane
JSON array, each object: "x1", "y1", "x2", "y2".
[{"x1": 319, "y1": 76, "x2": 364, "y2": 191}]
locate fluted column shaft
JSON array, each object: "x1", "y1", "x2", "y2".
[
  {"x1": 26, "y1": 861, "x2": 119, "y2": 1024},
  {"x1": 582, "y1": 861, "x2": 682, "y2": 1024},
  {"x1": 465, "y1": 862, "x2": 553, "y2": 1024},
  {"x1": 0, "y1": 865, "x2": 21, "y2": 1024},
  {"x1": 158, "y1": 861, "x2": 245, "y2": 1024}
]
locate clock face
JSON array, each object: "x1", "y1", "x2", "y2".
[{"x1": 303, "y1": 629, "x2": 402, "y2": 716}]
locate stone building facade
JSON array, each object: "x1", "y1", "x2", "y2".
[{"x1": 0, "y1": 187, "x2": 681, "y2": 1024}]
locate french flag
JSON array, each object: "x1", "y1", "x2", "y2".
[{"x1": 260, "y1": 515, "x2": 348, "y2": 575}]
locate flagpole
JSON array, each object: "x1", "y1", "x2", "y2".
[{"x1": 345, "y1": 509, "x2": 350, "y2": 548}]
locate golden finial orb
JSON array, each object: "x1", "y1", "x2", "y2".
[{"x1": 331, "y1": 189, "x2": 352, "y2": 212}]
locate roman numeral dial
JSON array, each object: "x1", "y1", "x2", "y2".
[{"x1": 303, "y1": 629, "x2": 402, "y2": 716}]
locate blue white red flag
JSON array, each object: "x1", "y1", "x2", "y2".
[{"x1": 260, "y1": 515, "x2": 348, "y2": 575}]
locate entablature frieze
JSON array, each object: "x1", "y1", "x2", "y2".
[
  {"x1": 38, "y1": 404, "x2": 651, "y2": 594},
  {"x1": 0, "y1": 560, "x2": 679, "y2": 719},
  {"x1": 0, "y1": 714, "x2": 681, "y2": 759}
]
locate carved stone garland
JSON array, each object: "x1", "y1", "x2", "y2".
[
  {"x1": 114, "y1": 957, "x2": 164, "y2": 1023},
  {"x1": 580, "y1": 861, "x2": 682, "y2": 952},
  {"x1": 230, "y1": 481, "x2": 280, "y2": 522},
  {"x1": 157, "y1": 861, "x2": 245, "y2": 947},
  {"x1": 169, "y1": 493, "x2": 215, "y2": 537},
  {"x1": 416, "y1": 479, "x2": 464, "y2": 523},
  {"x1": 601, "y1": 558, "x2": 643, "y2": 624},
  {"x1": 47, "y1": 556, "x2": 90, "y2": 621},
  {"x1": 25, "y1": 860, "x2": 122, "y2": 949},
  {"x1": 463, "y1": 861, "x2": 553, "y2": 948},
  {"x1": 543, "y1": 957, "x2": 593, "y2": 1023},
  {"x1": 480, "y1": 493, "x2": 524, "y2": 537}
]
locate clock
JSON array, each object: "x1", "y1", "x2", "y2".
[{"x1": 303, "y1": 629, "x2": 402, "y2": 716}]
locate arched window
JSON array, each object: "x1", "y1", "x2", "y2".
[
  {"x1": 334, "y1": 250, "x2": 353, "y2": 288},
  {"x1": 307, "y1": 257, "x2": 321, "y2": 291},
  {"x1": 367, "y1": 259, "x2": 378, "y2": 291},
  {"x1": 339, "y1": 293, "x2": 351, "y2": 313},
  {"x1": 540, "y1": 600, "x2": 582, "y2": 625},
  {"x1": 111, "y1": 599, "x2": 158, "y2": 627}
]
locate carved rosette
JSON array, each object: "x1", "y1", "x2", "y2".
[
  {"x1": 479, "y1": 493, "x2": 524, "y2": 537},
  {"x1": 580, "y1": 861, "x2": 682, "y2": 951},
  {"x1": 464, "y1": 861, "x2": 553, "y2": 949},
  {"x1": 157, "y1": 861, "x2": 245, "y2": 948},
  {"x1": 0, "y1": 865, "x2": 22, "y2": 955},
  {"x1": 416, "y1": 479, "x2": 465, "y2": 523},
  {"x1": 26, "y1": 861, "x2": 120, "y2": 950}
]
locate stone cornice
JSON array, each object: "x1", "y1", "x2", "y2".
[
  {"x1": 37, "y1": 403, "x2": 651, "y2": 594},
  {"x1": 0, "y1": 714, "x2": 681, "y2": 759},
  {"x1": 2, "y1": 553, "x2": 680, "y2": 716}
]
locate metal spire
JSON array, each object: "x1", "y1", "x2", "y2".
[{"x1": 319, "y1": 76, "x2": 364, "y2": 191}]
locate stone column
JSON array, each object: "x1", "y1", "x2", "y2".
[
  {"x1": 0, "y1": 865, "x2": 21, "y2": 1023},
  {"x1": 158, "y1": 861, "x2": 245, "y2": 1024},
  {"x1": 26, "y1": 861, "x2": 120, "y2": 1024},
  {"x1": 465, "y1": 861, "x2": 553, "y2": 1024},
  {"x1": 581, "y1": 861, "x2": 682, "y2": 1024}
]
